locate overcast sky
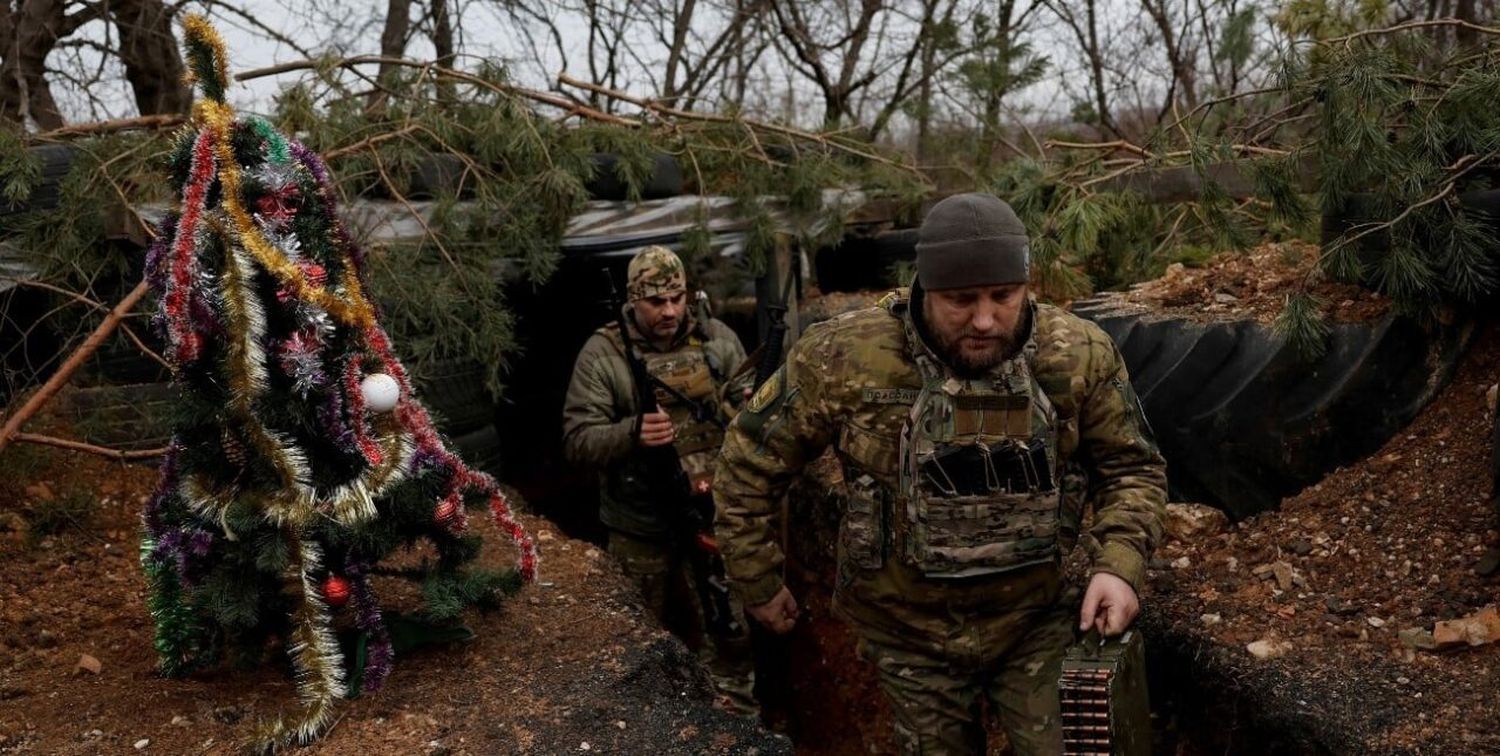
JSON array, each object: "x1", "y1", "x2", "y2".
[{"x1": 46, "y1": 0, "x2": 1258, "y2": 138}]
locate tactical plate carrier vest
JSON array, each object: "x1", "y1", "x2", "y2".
[
  {"x1": 600, "y1": 319, "x2": 728, "y2": 488},
  {"x1": 893, "y1": 301, "x2": 1062, "y2": 579}
]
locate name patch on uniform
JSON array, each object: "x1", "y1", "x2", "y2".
[
  {"x1": 747, "y1": 370, "x2": 783, "y2": 413},
  {"x1": 862, "y1": 388, "x2": 919, "y2": 405}
]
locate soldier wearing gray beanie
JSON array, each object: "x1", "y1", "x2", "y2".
[{"x1": 915, "y1": 192, "x2": 1031, "y2": 290}]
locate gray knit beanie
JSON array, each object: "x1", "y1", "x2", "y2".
[{"x1": 914, "y1": 193, "x2": 1030, "y2": 290}]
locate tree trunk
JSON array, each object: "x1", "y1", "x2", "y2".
[
  {"x1": 113, "y1": 0, "x2": 191, "y2": 117},
  {"x1": 973, "y1": 1, "x2": 1017, "y2": 180},
  {"x1": 369, "y1": 0, "x2": 414, "y2": 112},
  {"x1": 1140, "y1": 0, "x2": 1197, "y2": 111},
  {"x1": 1455, "y1": 0, "x2": 1478, "y2": 48},
  {"x1": 915, "y1": 39, "x2": 935, "y2": 163},
  {"x1": 431, "y1": 0, "x2": 456, "y2": 101},
  {"x1": 1085, "y1": 0, "x2": 1119, "y2": 136},
  {"x1": 663, "y1": 0, "x2": 698, "y2": 102},
  {"x1": 1, "y1": 0, "x2": 67, "y2": 129}
]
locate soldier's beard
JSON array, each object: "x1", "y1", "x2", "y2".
[{"x1": 924, "y1": 305, "x2": 1029, "y2": 378}]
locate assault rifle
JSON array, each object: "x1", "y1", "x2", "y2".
[
  {"x1": 752, "y1": 262, "x2": 798, "y2": 390},
  {"x1": 601, "y1": 271, "x2": 741, "y2": 637}
]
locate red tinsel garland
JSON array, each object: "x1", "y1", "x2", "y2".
[
  {"x1": 363, "y1": 327, "x2": 539, "y2": 582},
  {"x1": 341, "y1": 356, "x2": 385, "y2": 468},
  {"x1": 163, "y1": 129, "x2": 218, "y2": 366}
]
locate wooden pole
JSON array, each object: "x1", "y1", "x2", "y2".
[{"x1": 12, "y1": 432, "x2": 167, "y2": 461}]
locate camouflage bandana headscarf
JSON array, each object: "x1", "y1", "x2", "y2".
[{"x1": 626, "y1": 246, "x2": 687, "y2": 302}]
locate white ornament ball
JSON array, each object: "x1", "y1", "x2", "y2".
[{"x1": 360, "y1": 373, "x2": 401, "y2": 413}]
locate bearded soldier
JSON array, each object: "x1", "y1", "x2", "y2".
[
  {"x1": 713, "y1": 193, "x2": 1167, "y2": 753},
  {"x1": 562, "y1": 245, "x2": 757, "y2": 715}
]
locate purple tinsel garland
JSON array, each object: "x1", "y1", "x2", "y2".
[
  {"x1": 143, "y1": 215, "x2": 178, "y2": 345},
  {"x1": 142, "y1": 445, "x2": 215, "y2": 587},
  {"x1": 290, "y1": 141, "x2": 369, "y2": 279},
  {"x1": 141, "y1": 443, "x2": 179, "y2": 540},
  {"x1": 343, "y1": 561, "x2": 393, "y2": 693},
  {"x1": 318, "y1": 377, "x2": 356, "y2": 451}
]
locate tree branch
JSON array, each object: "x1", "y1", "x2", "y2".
[
  {"x1": 11, "y1": 432, "x2": 167, "y2": 461},
  {"x1": 0, "y1": 280, "x2": 151, "y2": 455}
]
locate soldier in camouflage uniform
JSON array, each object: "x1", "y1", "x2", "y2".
[
  {"x1": 562, "y1": 246, "x2": 758, "y2": 715},
  {"x1": 713, "y1": 194, "x2": 1166, "y2": 753}
]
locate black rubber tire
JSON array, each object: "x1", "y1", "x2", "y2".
[
  {"x1": 406, "y1": 154, "x2": 471, "y2": 200},
  {"x1": 64, "y1": 381, "x2": 178, "y2": 453},
  {"x1": 585, "y1": 153, "x2": 683, "y2": 201},
  {"x1": 1071, "y1": 296, "x2": 1475, "y2": 519},
  {"x1": 409, "y1": 358, "x2": 495, "y2": 436},
  {"x1": 0, "y1": 145, "x2": 76, "y2": 219},
  {"x1": 813, "y1": 228, "x2": 917, "y2": 292}
]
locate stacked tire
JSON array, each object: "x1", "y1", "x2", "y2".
[{"x1": 1073, "y1": 296, "x2": 1473, "y2": 519}]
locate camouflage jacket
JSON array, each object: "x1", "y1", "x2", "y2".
[
  {"x1": 713, "y1": 291, "x2": 1166, "y2": 635},
  {"x1": 563, "y1": 302, "x2": 750, "y2": 538}
]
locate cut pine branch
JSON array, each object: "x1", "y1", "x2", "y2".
[
  {"x1": 12, "y1": 432, "x2": 166, "y2": 461},
  {"x1": 235, "y1": 56, "x2": 639, "y2": 127},
  {"x1": 0, "y1": 280, "x2": 151, "y2": 455},
  {"x1": 555, "y1": 72, "x2": 928, "y2": 180}
]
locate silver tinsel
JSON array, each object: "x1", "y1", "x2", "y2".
[
  {"x1": 301, "y1": 306, "x2": 336, "y2": 340},
  {"x1": 279, "y1": 330, "x2": 325, "y2": 397},
  {"x1": 261, "y1": 226, "x2": 304, "y2": 262},
  {"x1": 251, "y1": 160, "x2": 303, "y2": 193}
]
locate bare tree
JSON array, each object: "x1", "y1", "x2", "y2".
[
  {"x1": 1043, "y1": 0, "x2": 1121, "y2": 136},
  {"x1": 2, "y1": 0, "x2": 191, "y2": 130},
  {"x1": 767, "y1": 0, "x2": 885, "y2": 127},
  {"x1": 2, "y1": 0, "x2": 83, "y2": 129},
  {"x1": 1139, "y1": 0, "x2": 1199, "y2": 111},
  {"x1": 649, "y1": 0, "x2": 773, "y2": 110},
  {"x1": 114, "y1": 0, "x2": 191, "y2": 116},
  {"x1": 371, "y1": 0, "x2": 415, "y2": 110}
]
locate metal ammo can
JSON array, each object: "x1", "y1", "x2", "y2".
[{"x1": 1058, "y1": 627, "x2": 1151, "y2": 756}]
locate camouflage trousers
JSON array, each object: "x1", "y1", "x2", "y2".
[
  {"x1": 855, "y1": 599, "x2": 1075, "y2": 755},
  {"x1": 607, "y1": 529, "x2": 758, "y2": 716}
]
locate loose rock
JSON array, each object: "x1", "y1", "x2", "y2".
[
  {"x1": 75, "y1": 654, "x2": 101, "y2": 675},
  {"x1": 1163, "y1": 502, "x2": 1230, "y2": 542},
  {"x1": 1271, "y1": 562, "x2": 1296, "y2": 592},
  {"x1": 1246, "y1": 638, "x2": 1293, "y2": 660},
  {"x1": 1432, "y1": 606, "x2": 1500, "y2": 648},
  {"x1": 1399, "y1": 627, "x2": 1438, "y2": 650}
]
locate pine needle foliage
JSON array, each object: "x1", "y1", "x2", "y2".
[
  {"x1": 989, "y1": 15, "x2": 1500, "y2": 355},
  {"x1": 2, "y1": 60, "x2": 927, "y2": 403}
]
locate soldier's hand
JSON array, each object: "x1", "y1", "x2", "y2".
[
  {"x1": 1079, "y1": 572, "x2": 1139, "y2": 637},
  {"x1": 638, "y1": 409, "x2": 675, "y2": 447},
  {"x1": 748, "y1": 586, "x2": 799, "y2": 634}
]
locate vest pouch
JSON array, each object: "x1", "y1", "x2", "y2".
[
  {"x1": 841, "y1": 473, "x2": 886, "y2": 570},
  {"x1": 904, "y1": 491, "x2": 1061, "y2": 578}
]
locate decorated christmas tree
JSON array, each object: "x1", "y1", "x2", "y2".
[{"x1": 138, "y1": 16, "x2": 537, "y2": 750}]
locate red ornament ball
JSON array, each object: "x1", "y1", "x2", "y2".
[
  {"x1": 322, "y1": 575, "x2": 350, "y2": 608},
  {"x1": 434, "y1": 498, "x2": 460, "y2": 526}
]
